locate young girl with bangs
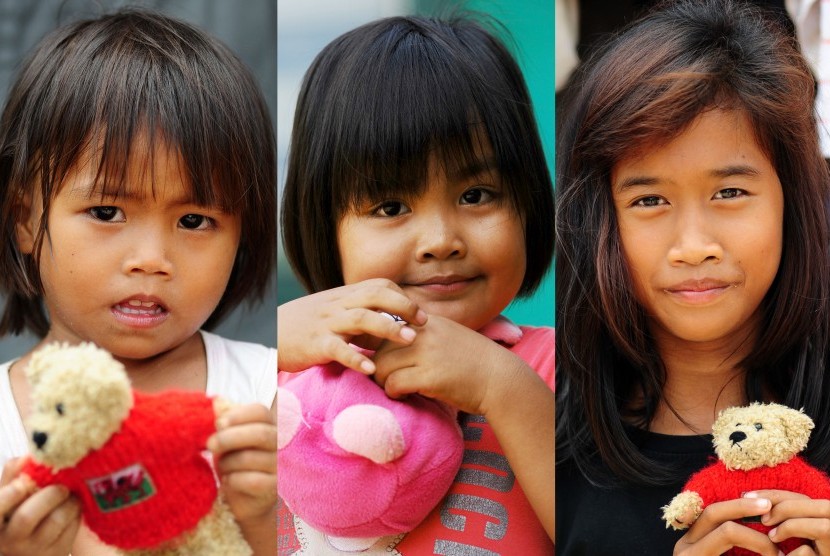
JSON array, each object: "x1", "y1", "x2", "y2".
[
  {"x1": 556, "y1": 0, "x2": 830, "y2": 554},
  {"x1": 0, "y1": 10, "x2": 277, "y2": 556},
  {"x1": 278, "y1": 14, "x2": 554, "y2": 555}
]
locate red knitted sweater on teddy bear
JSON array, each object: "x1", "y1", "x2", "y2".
[
  {"x1": 683, "y1": 456, "x2": 830, "y2": 556},
  {"x1": 22, "y1": 390, "x2": 217, "y2": 549}
]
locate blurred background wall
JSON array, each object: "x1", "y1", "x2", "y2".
[
  {"x1": 0, "y1": 0, "x2": 277, "y2": 361},
  {"x1": 276, "y1": 0, "x2": 554, "y2": 329}
]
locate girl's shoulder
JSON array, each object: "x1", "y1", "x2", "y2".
[
  {"x1": 513, "y1": 325, "x2": 554, "y2": 388},
  {"x1": 201, "y1": 330, "x2": 276, "y2": 407}
]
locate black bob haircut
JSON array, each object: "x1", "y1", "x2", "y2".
[
  {"x1": 0, "y1": 9, "x2": 276, "y2": 337},
  {"x1": 281, "y1": 14, "x2": 554, "y2": 294}
]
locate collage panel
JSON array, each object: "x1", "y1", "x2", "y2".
[
  {"x1": 277, "y1": 0, "x2": 553, "y2": 554},
  {"x1": 556, "y1": 0, "x2": 830, "y2": 554},
  {"x1": 0, "y1": 2, "x2": 277, "y2": 555}
]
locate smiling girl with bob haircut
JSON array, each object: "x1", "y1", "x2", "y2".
[
  {"x1": 556, "y1": 0, "x2": 830, "y2": 553},
  {"x1": 279, "y1": 14, "x2": 554, "y2": 554},
  {"x1": 0, "y1": 9, "x2": 276, "y2": 555}
]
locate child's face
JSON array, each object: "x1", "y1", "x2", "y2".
[
  {"x1": 16, "y1": 134, "x2": 241, "y2": 360},
  {"x1": 337, "y1": 154, "x2": 526, "y2": 331},
  {"x1": 611, "y1": 108, "x2": 783, "y2": 347}
]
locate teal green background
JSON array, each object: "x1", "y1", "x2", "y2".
[{"x1": 278, "y1": 0, "x2": 554, "y2": 326}]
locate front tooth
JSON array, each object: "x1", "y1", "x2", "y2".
[
  {"x1": 128, "y1": 300, "x2": 142, "y2": 307},
  {"x1": 141, "y1": 301, "x2": 155, "y2": 308}
]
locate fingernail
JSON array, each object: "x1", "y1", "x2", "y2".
[
  {"x1": 415, "y1": 309, "x2": 427, "y2": 324},
  {"x1": 400, "y1": 327, "x2": 416, "y2": 342},
  {"x1": 768, "y1": 527, "x2": 777, "y2": 539},
  {"x1": 742, "y1": 491, "x2": 758, "y2": 498},
  {"x1": 216, "y1": 417, "x2": 230, "y2": 430},
  {"x1": 753, "y1": 498, "x2": 771, "y2": 510},
  {"x1": 360, "y1": 360, "x2": 375, "y2": 374}
]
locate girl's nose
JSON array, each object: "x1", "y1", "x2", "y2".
[
  {"x1": 667, "y1": 212, "x2": 724, "y2": 266},
  {"x1": 121, "y1": 229, "x2": 174, "y2": 276},
  {"x1": 415, "y1": 214, "x2": 466, "y2": 261}
]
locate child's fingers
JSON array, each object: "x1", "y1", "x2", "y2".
[
  {"x1": 214, "y1": 449, "x2": 276, "y2": 476},
  {"x1": 208, "y1": 420, "x2": 277, "y2": 456},
  {"x1": 683, "y1": 497, "x2": 772, "y2": 544},
  {"x1": 320, "y1": 334, "x2": 378, "y2": 374},
  {"x1": 345, "y1": 279, "x2": 426, "y2": 325},
  {"x1": 3, "y1": 486, "x2": 70, "y2": 541},
  {"x1": 221, "y1": 471, "x2": 276, "y2": 501},
  {"x1": 0, "y1": 477, "x2": 35, "y2": 523},
  {"x1": 331, "y1": 308, "x2": 418, "y2": 346},
  {"x1": 30, "y1": 495, "x2": 80, "y2": 549}
]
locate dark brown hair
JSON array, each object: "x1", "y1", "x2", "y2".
[
  {"x1": 0, "y1": 9, "x2": 276, "y2": 337},
  {"x1": 556, "y1": 0, "x2": 830, "y2": 484},
  {"x1": 281, "y1": 14, "x2": 553, "y2": 295}
]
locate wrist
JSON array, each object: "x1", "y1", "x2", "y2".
[{"x1": 479, "y1": 349, "x2": 533, "y2": 420}]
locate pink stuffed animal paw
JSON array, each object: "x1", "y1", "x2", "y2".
[{"x1": 332, "y1": 404, "x2": 405, "y2": 464}]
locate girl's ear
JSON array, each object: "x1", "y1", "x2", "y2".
[{"x1": 15, "y1": 192, "x2": 37, "y2": 254}]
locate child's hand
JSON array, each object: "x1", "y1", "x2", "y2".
[
  {"x1": 0, "y1": 458, "x2": 81, "y2": 556},
  {"x1": 277, "y1": 278, "x2": 427, "y2": 374},
  {"x1": 752, "y1": 489, "x2": 830, "y2": 553},
  {"x1": 674, "y1": 496, "x2": 780, "y2": 555},
  {"x1": 371, "y1": 314, "x2": 528, "y2": 415},
  {"x1": 208, "y1": 403, "x2": 277, "y2": 522}
]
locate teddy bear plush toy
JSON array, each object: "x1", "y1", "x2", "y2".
[
  {"x1": 662, "y1": 402, "x2": 830, "y2": 556},
  {"x1": 20, "y1": 342, "x2": 252, "y2": 556},
  {"x1": 277, "y1": 316, "x2": 523, "y2": 551}
]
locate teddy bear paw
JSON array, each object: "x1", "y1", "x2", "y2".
[
  {"x1": 332, "y1": 404, "x2": 405, "y2": 464},
  {"x1": 662, "y1": 491, "x2": 704, "y2": 530}
]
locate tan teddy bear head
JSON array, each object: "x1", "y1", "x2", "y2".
[
  {"x1": 26, "y1": 343, "x2": 133, "y2": 470},
  {"x1": 713, "y1": 402, "x2": 814, "y2": 470}
]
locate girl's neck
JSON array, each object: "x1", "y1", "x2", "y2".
[
  {"x1": 648, "y1": 325, "x2": 756, "y2": 436},
  {"x1": 23, "y1": 331, "x2": 208, "y2": 394}
]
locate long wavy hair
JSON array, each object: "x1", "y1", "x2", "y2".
[{"x1": 556, "y1": 0, "x2": 830, "y2": 485}]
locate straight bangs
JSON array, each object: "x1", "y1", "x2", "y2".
[
  {"x1": 284, "y1": 15, "x2": 553, "y2": 294},
  {"x1": 0, "y1": 9, "x2": 276, "y2": 336}
]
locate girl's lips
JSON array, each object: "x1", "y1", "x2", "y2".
[
  {"x1": 406, "y1": 275, "x2": 479, "y2": 294},
  {"x1": 664, "y1": 283, "x2": 733, "y2": 304},
  {"x1": 111, "y1": 299, "x2": 169, "y2": 328}
]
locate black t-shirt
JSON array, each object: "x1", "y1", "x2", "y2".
[{"x1": 557, "y1": 428, "x2": 715, "y2": 555}]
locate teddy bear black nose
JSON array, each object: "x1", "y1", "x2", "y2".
[
  {"x1": 729, "y1": 431, "x2": 747, "y2": 445},
  {"x1": 33, "y1": 431, "x2": 48, "y2": 449}
]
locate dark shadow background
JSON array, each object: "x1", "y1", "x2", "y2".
[{"x1": 0, "y1": 0, "x2": 277, "y2": 361}]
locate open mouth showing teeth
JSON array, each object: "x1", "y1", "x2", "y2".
[{"x1": 116, "y1": 300, "x2": 165, "y2": 315}]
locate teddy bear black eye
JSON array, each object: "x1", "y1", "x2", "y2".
[
  {"x1": 754, "y1": 423, "x2": 763, "y2": 431},
  {"x1": 55, "y1": 403, "x2": 64, "y2": 416}
]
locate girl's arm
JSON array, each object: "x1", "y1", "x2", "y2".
[
  {"x1": 372, "y1": 315, "x2": 554, "y2": 539},
  {"x1": 478, "y1": 352, "x2": 554, "y2": 540},
  {"x1": 277, "y1": 278, "x2": 425, "y2": 374}
]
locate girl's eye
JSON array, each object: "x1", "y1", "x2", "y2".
[
  {"x1": 179, "y1": 214, "x2": 214, "y2": 230},
  {"x1": 372, "y1": 201, "x2": 410, "y2": 217},
  {"x1": 89, "y1": 206, "x2": 124, "y2": 222},
  {"x1": 714, "y1": 188, "x2": 746, "y2": 200},
  {"x1": 460, "y1": 187, "x2": 494, "y2": 205},
  {"x1": 632, "y1": 196, "x2": 666, "y2": 208}
]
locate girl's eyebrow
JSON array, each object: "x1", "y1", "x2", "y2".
[
  {"x1": 616, "y1": 165, "x2": 761, "y2": 191},
  {"x1": 452, "y1": 156, "x2": 499, "y2": 180}
]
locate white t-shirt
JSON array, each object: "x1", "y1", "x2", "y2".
[{"x1": 0, "y1": 330, "x2": 276, "y2": 469}]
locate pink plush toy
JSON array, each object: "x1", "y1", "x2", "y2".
[{"x1": 277, "y1": 317, "x2": 521, "y2": 548}]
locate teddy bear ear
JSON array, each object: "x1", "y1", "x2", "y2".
[
  {"x1": 25, "y1": 342, "x2": 67, "y2": 387},
  {"x1": 781, "y1": 406, "x2": 815, "y2": 453}
]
